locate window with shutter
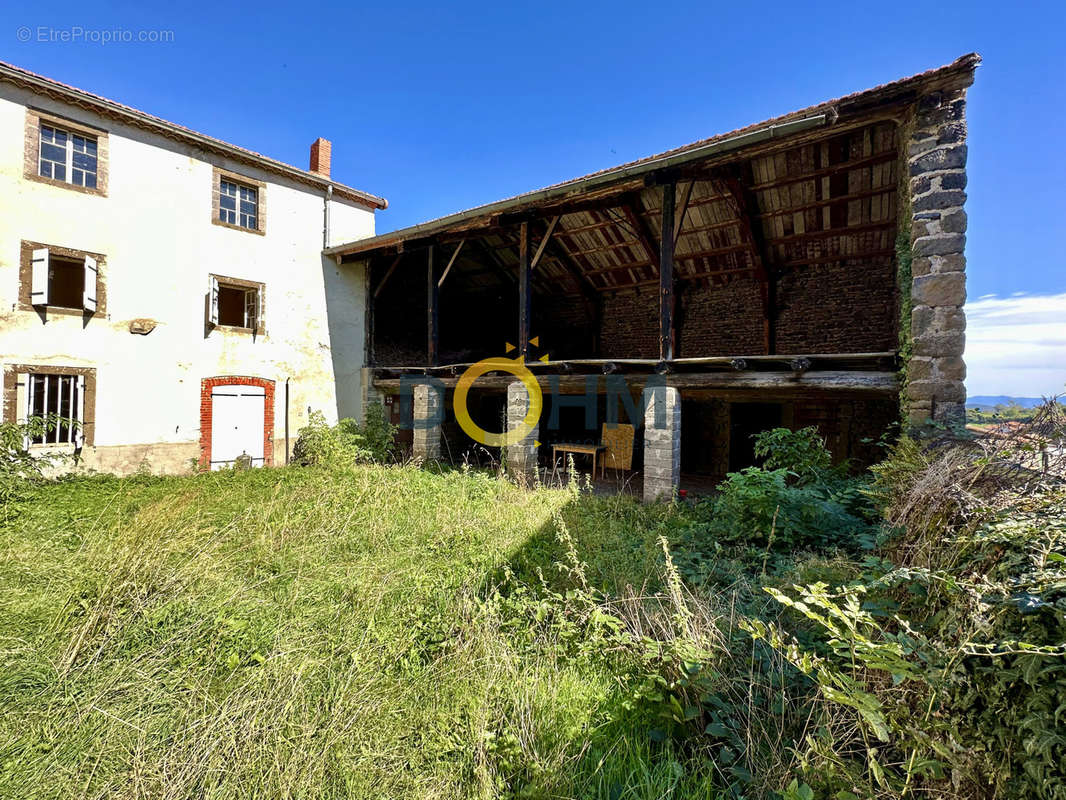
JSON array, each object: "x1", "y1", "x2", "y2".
[
  {"x1": 207, "y1": 274, "x2": 264, "y2": 335},
  {"x1": 21, "y1": 242, "x2": 102, "y2": 314}
]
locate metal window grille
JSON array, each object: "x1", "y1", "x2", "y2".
[{"x1": 26, "y1": 373, "x2": 83, "y2": 445}]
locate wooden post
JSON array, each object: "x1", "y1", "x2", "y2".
[
  {"x1": 518, "y1": 221, "x2": 530, "y2": 360},
  {"x1": 427, "y1": 244, "x2": 438, "y2": 366},
  {"x1": 659, "y1": 183, "x2": 676, "y2": 362}
]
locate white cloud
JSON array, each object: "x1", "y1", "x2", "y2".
[{"x1": 964, "y1": 292, "x2": 1066, "y2": 397}]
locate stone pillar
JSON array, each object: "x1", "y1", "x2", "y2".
[
  {"x1": 905, "y1": 77, "x2": 974, "y2": 427},
  {"x1": 642, "y1": 385, "x2": 681, "y2": 502},
  {"x1": 412, "y1": 383, "x2": 442, "y2": 462},
  {"x1": 506, "y1": 381, "x2": 539, "y2": 486}
]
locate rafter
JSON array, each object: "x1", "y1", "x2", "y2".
[
  {"x1": 437, "y1": 240, "x2": 465, "y2": 288},
  {"x1": 530, "y1": 216, "x2": 559, "y2": 269},
  {"x1": 620, "y1": 200, "x2": 661, "y2": 274},
  {"x1": 673, "y1": 180, "x2": 694, "y2": 246},
  {"x1": 372, "y1": 253, "x2": 405, "y2": 299}
]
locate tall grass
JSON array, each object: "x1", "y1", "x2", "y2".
[{"x1": 0, "y1": 465, "x2": 720, "y2": 799}]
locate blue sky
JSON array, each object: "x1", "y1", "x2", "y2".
[{"x1": 2, "y1": 0, "x2": 1063, "y2": 395}]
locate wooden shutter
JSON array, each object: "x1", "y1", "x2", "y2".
[
  {"x1": 244, "y1": 288, "x2": 257, "y2": 329},
  {"x1": 209, "y1": 276, "x2": 219, "y2": 326},
  {"x1": 14, "y1": 373, "x2": 28, "y2": 425},
  {"x1": 74, "y1": 375, "x2": 86, "y2": 447},
  {"x1": 83, "y1": 255, "x2": 98, "y2": 313},
  {"x1": 30, "y1": 248, "x2": 49, "y2": 306}
]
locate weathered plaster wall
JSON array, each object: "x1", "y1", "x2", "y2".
[{"x1": 0, "y1": 83, "x2": 376, "y2": 473}]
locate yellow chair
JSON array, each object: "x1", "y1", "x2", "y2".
[{"x1": 601, "y1": 423, "x2": 634, "y2": 473}]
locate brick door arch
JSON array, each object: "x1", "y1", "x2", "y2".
[{"x1": 199, "y1": 376, "x2": 275, "y2": 469}]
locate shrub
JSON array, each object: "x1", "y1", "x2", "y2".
[
  {"x1": 291, "y1": 406, "x2": 396, "y2": 467},
  {"x1": 752, "y1": 426, "x2": 833, "y2": 481},
  {"x1": 355, "y1": 402, "x2": 396, "y2": 463},
  {"x1": 0, "y1": 414, "x2": 78, "y2": 512},
  {"x1": 693, "y1": 429, "x2": 879, "y2": 557}
]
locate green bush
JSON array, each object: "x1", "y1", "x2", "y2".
[
  {"x1": 689, "y1": 428, "x2": 879, "y2": 558},
  {"x1": 710, "y1": 467, "x2": 875, "y2": 553},
  {"x1": 752, "y1": 426, "x2": 833, "y2": 481},
  {"x1": 356, "y1": 402, "x2": 397, "y2": 463},
  {"x1": 291, "y1": 405, "x2": 396, "y2": 467}
]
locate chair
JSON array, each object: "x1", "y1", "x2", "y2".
[{"x1": 600, "y1": 423, "x2": 634, "y2": 473}]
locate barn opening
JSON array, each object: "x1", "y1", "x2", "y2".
[{"x1": 331, "y1": 56, "x2": 978, "y2": 498}]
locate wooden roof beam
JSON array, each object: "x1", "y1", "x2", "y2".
[
  {"x1": 619, "y1": 198, "x2": 661, "y2": 274},
  {"x1": 372, "y1": 253, "x2": 405, "y2": 299}
]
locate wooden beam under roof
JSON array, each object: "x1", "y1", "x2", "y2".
[
  {"x1": 619, "y1": 200, "x2": 662, "y2": 275},
  {"x1": 659, "y1": 181, "x2": 676, "y2": 361},
  {"x1": 427, "y1": 245, "x2": 439, "y2": 366},
  {"x1": 371, "y1": 369, "x2": 898, "y2": 394},
  {"x1": 530, "y1": 215, "x2": 559, "y2": 270},
  {"x1": 518, "y1": 222, "x2": 531, "y2": 359},
  {"x1": 673, "y1": 181, "x2": 695, "y2": 246},
  {"x1": 372, "y1": 253, "x2": 405, "y2": 299},
  {"x1": 437, "y1": 240, "x2": 465, "y2": 288}
]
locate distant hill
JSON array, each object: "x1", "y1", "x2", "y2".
[{"x1": 966, "y1": 396, "x2": 1046, "y2": 410}]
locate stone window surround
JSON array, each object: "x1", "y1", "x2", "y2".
[
  {"x1": 211, "y1": 166, "x2": 266, "y2": 236},
  {"x1": 24, "y1": 107, "x2": 109, "y2": 197},
  {"x1": 17, "y1": 239, "x2": 107, "y2": 316},
  {"x1": 209, "y1": 273, "x2": 266, "y2": 335},
  {"x1": 2, "y1": 363, "x2": 97, "y2": 447},
  {"x1": 198, "y1": 375, "x2": 275, "y2": 469}
]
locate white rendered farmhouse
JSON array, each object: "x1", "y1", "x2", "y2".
[{"x1": 0, "y1": 62, "x2": 384, "y2": 473}]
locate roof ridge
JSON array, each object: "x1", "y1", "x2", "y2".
[
  {"x1": 327, "y1": 53, "x2": 979, "y2": 255},
  {"x1": 0, "y1": 60, "x2": 388, "y2": 209}
]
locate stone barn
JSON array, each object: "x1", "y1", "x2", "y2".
[{"x1": 327, "y1": 55, "x2": 977, "y2": 500}]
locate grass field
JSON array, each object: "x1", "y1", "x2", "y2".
[
  {"x1": 0, "y1": 464, "x2": 724, "y2": 799},
  {"x1": 8, "y1": 429, "x2": 1063, "y2": 800}
]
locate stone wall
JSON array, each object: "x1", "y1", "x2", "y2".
[{"x1": 905, "y1": 81, "x2": 973, "y2": 425}]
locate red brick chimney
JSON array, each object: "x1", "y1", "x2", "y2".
[{"x1": 309, "y1": 137, "x2": 331, "y2": 177}]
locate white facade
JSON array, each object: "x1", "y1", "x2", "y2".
[{"x1": 0, "y1": 74, "x2": 378, "y2": 474}]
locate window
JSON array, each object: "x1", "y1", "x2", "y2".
[
  {"x1": 39, "y1": 123, "x2": 99, "y2": 188},
  {"x1": 24, "y1": 111, "x2": 108, "y2": 195},
  {"x1": 219, "y1": 180, "x2": 258, "y2": 229},
  {"x1": 209, "y1": 275, "x2": 263, "y2": 332},
  {"x1": 212, "y1": 168, "x2": 265, "y2": 234},
  {"x1": 27, "y1": 246, "x2": 98, "y2": 313},
  {"x1": 26, "y1": 373, "x2": 84, "y2": 446},
  {"x1": 5, "y1": 366, "x2": 96, "y2": 447}
]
